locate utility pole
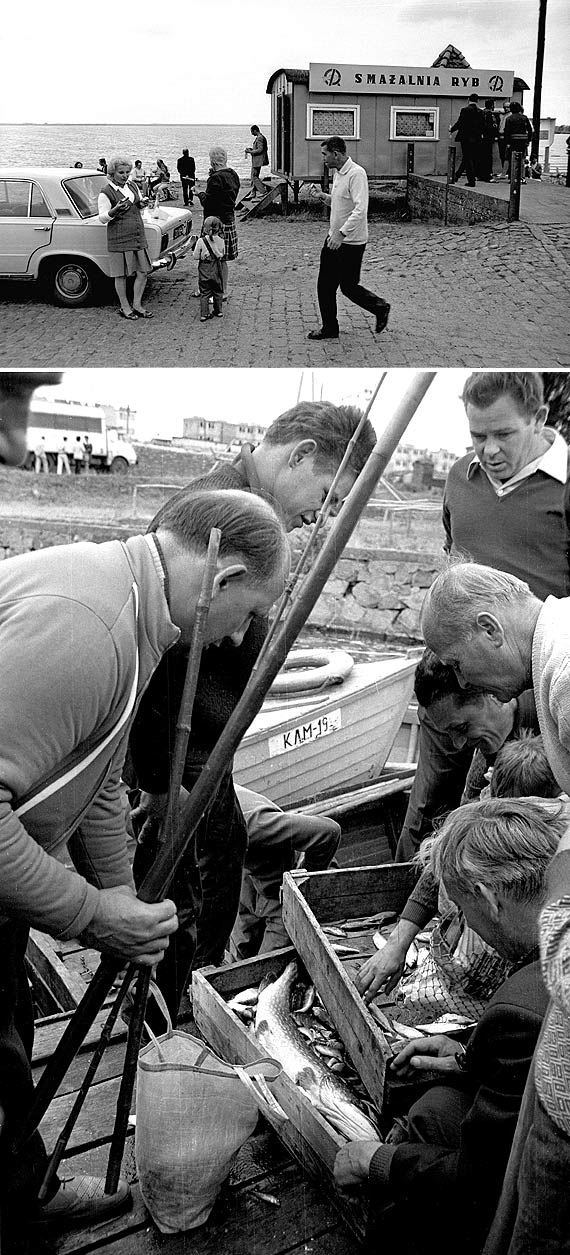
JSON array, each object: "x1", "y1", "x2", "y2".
[{"x1": 531, "y1": 0, "x2": 548, "y2": 162}]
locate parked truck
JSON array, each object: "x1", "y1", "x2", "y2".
[{"x1": 25, "y1": 398, "x2": 138, "y2": 473}]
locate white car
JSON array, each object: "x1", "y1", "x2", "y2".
[{"x1": 0, "y1": 168, "x2": 193, "y2": 306}]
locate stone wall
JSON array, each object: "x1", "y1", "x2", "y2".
[
  {"x1": 408, "y1": 174, "x2": 509, "y2": 224},
  {"x1": 0, "y1": 519, "x2": 439, "y2": 645},
  {"x1": 307, "y1": 545, "x2": 442, "y2": 643}
]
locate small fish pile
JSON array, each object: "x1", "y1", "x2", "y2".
[{"x1": 227, "y1": 961, "x2": 380, "y2": 1142}]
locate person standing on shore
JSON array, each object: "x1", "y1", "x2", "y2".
[
  {"x1": 449, "y1": 93, "x2": 485, "y2": 187},
  {"x1": 245, "y1": 125, "x2": 269, "y2": 198},
  {"x1": 98, "y1": 155, "x2": 153, "y2": 321},
  {"x1": 57, "y1": 437, "x2": 70, "y2": 475},
  {"x1": 34, "y1": 436, "x2": 49, "y2": 474},
  {"x1": 177, "y1": 148, "x2": 196, "y2": 206},
  {"x1": 307, "y1": 135, "x2": 390, "y2": 342}
]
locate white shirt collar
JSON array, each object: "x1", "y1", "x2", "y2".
[{"x1": 466, "y1": 428, "x2": 567, "y2": 497}]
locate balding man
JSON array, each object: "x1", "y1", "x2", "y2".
[{"x1": 422, "y1": 560, "x2": 570, "y2": 1253}]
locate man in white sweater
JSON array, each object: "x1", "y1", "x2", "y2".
[
  {"x1": 307, "y1": 135, "x2": 390, "y2": 341},
  {"x1": 421, "y1": 560, "x2": 570, "y2": 1253}
]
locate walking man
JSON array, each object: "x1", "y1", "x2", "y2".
[
  {"x1": 307, "y1": 136, "x2": 390, "y2": 341},
  {"x1": 245, "y1": 125, "x2": 269, "y2": 198},
  {"x1": 449, "y1": 93, "x2": 485, "y2": 187},
  {"x1": 176, "y1": 148, "x2": 196, "y2": 206}
]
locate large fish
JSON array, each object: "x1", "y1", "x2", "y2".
[{"x1": 254, "y1": 960, "x2": 380, "y2": 1141}]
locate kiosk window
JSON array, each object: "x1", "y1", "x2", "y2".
[
  {"x1": 390, "y1": 107, "x2": 439, "y2": 141},
  {"x1": 307, "y1": 105, "x2": 360, "y2": 140}
]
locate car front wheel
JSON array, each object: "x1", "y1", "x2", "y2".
[
  {"x1": 110, "y1": 456, "x2": 128, "y2": 474},
  {"x1": 48, "y1": 258, "x2": 95, "y2": 307}
]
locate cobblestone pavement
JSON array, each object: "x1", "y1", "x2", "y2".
[{"x1": 1, "y1": 215, "x2": 569, "y2": 367}]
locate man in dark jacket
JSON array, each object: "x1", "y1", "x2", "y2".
[
  {"x1": 176, "y1": 148, "x2": 196, "y2": 205},
  {"x1": 128, "y1": 401, "x2": 376, "y2": 1022},
  {"x1": 336, "y1": 795, "x2": 563, "y2": 1255},
  {"x1": 449, "y1": 92, "x2": 485, "y2": 186}
]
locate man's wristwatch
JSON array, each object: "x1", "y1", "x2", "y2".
[{"x1": 454, "y1": 1043, "x2": 468, "y2": 1072}]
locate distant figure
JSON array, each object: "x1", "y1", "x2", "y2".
[
  {"x1": 192, "y1": 216, "x2": 225, "y2": 321},
  {"x1": 449, "y1": 92, "x2": 485, "y2": 187},
  {"x1": 83, "y1": 437, "x2": 92, "y2": 471},
  {"x1": 57, "y1": 437, "x2": 71, "y2": 475},
  {"x1": 197, "y1": 147, "x2": 240, "y2": 299},
  {"x1": 73, "y1": 436, "x2": 84, "y2": 474},
  {"x1": 97, "y1": 154, "x2": 153, "y2": 321},
  {"x1": 34, "y1": 435, "x2": 48, "y2": 474},
  {"x1": 73, "y1": 161, "x2": 83, "y2": 169},
  {"x1": 131, "y1": 159, "x2": 147, "y2": 194},
  {"x1": 307, "y1": 135, "x2": 390, "y2": 342},
  {"x1": 177, "y1": 148, "x2": 196, "y2": 206},
  {"x1": 479, "y1": 99, "x2": 500, "y2": 181},
  {"x1": 504, "y1": 101, "x2": 533, "y2": 179},
  {"x1": 497, "y1": 102, "x2": 511, "y2": 174},
  {"x1": 245, "y1": 124, "x2": 269, "y2": 199},
  {"x1": 97, "y1": 157, "x2": 107, "y2": 175}
]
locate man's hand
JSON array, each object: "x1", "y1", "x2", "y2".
[
  {"x1": 130, "y1": 791, "x2": 168, "y2": 843},
  {"x1": 334, "y1": 1140, "x2": 381, "y2": 1187},
  {"x1": 390, "y1": 1035, "x2": 462, "y2": 1079},
  {"x1": 78, "y1": 885, "x2": 178, "y2": 966},
  {"x1": 327, "y1": 229, "x2": 344, "y2": 251},
  {"x1": 355, "y1": 941, "x2": 407, "y2": 1002}
]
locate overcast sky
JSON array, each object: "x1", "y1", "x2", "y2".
[
  {"x1": 4, "y1": 0, "x2": 569, "y2": 124},
  {"x1": 39, "y1": 369, "x2": 473, "y2": 455}
]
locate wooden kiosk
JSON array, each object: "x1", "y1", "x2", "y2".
[{"x1": 266, "y1": 48, "x2": 528, "y2": 190}]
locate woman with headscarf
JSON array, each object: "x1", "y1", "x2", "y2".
[
  {"x1": 98, "y1": 155, "x2": 153, "y2": 320},
  {"x1": 197, "y1": 146, "x2": 240, "y2": 299}
]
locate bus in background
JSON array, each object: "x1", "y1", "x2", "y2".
[{"x1": 25, "y1": 398, "x2": 138, "y2": 473}]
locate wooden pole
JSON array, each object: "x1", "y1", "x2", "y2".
[
  {"x1": 17, "y1": 372, "x2": 435, "y2": 1140},
  {"x1": 531, "y1": 0, "x2": 548, "y2": 163},
  {"x1": 104, "y1": 527, "x2": 221, "y2": 1194}
]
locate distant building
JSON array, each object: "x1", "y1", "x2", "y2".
[
  {"x1": 182, "y1": 417, "x2": 268, "y2": 445},
  {"x1": 388, "y1": 442, "x2": 458, "y2": 478}
]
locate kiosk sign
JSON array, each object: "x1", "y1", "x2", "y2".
[{"x1": 309, "y1": 63, "x2": 514, "y2": 98}]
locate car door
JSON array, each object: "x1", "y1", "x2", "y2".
[{"x1": 0, "y1": 179, "x2": 54, "y2": 274}]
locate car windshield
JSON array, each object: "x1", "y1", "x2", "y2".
[{"x1": 61, "y1": 173, "x2": 108, "y2": 218}]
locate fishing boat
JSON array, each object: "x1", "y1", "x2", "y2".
[{"x1": 234, "y1": 648, "x2": 419, "y2": 808}]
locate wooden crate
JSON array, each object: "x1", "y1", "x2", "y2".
[
  {"x1": 192, "y1": 947, "x2": 371, "y2": 1243},
  {"x1": 281, "y1": 863, "x2": 418, "y2": 1111}
]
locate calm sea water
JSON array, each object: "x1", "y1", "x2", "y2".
[{"x1": 0, "y1": 123, "x2": 269, "y2": 180}]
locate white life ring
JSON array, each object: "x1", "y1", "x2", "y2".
[{"x1": 270, "y1": 648, "x2": 354, "y2": 695}]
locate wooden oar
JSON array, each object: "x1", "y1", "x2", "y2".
[{"x1": 16, "y1": 371, "x2": 434, "y2": 1145}]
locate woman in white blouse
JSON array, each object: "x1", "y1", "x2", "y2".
[{"x1": 98, "y1": 155, "x2": 153, "y2": 320}]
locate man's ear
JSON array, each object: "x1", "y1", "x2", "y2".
[
  {"x1": 211, "y1": 563, "x2": 247, "y2": 595},
  {"x1": 288, "y1": 439, "x2": 317, "y2": 467},
  {"x1": 476, "y1": 612, "x2": 504, "y2": 647},
  {"x1": 533, "y1": 404, "x2": 549, "y2": 433}
]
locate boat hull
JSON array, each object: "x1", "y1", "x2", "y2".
[{"x1": 234, "y1": 656, "x2": 417, "y2": 807}]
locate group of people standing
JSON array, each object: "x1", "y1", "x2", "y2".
[{"x1": 450, "y1": 94, "x2": 534, "y2": 187}]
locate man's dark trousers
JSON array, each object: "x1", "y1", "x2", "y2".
[
  {"x1": 317, "y1": 238, "x2": 388, "y2": 335},
  {"x1": 459, "y1": 139, "x2": 478, "y2": 185}
]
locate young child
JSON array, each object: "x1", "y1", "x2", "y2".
[{"x1": 192, "y1": 216, "x2": 225, "y2": 321}]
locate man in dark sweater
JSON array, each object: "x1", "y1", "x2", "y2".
[
  {"x1": 449, "y1": 93, "x2": 485, "y2": 186},
  {"x1": 176, "y1": 148, "x2": 196, "y2": 205},
  {"x1": 336, "y1": 796, "x2": 565, "y2": 1255},
  {"x1": 128, "y1": 401, "x2": 375, "y2": 1021},
  {"x1": 396, "y1": 371, "x2": 570, "y2": 863}
]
